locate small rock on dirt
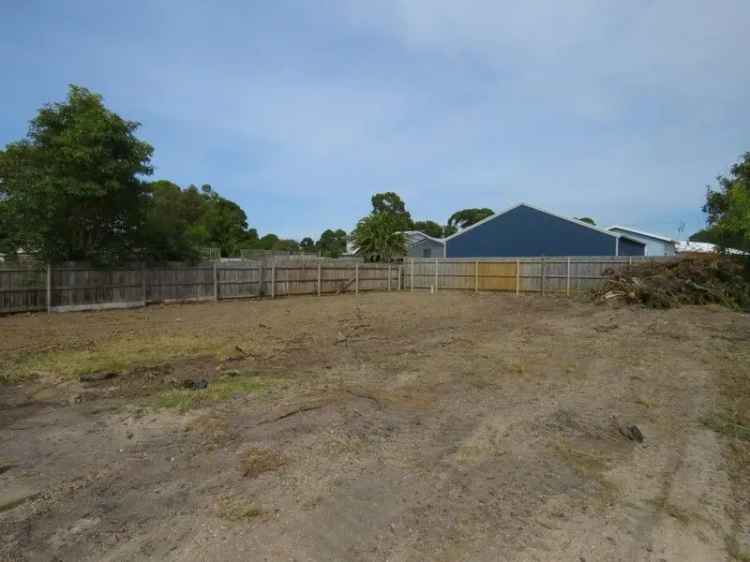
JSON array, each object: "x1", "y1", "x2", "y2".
[
  {"x1": 624, "y1": 424, "x2": 644, "y2": 443},
  {"x1": 612, "y1": 416, "x2": 645, "y2": 443},
  {"x1": 182, "y1": 379, "x2": 208, "y2": 390}
]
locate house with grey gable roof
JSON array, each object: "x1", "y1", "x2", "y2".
[
  {"x1": 606, "y1": 226, "x2": 677, "y2": 256},
  {"x1": 402, "y1": 230, "x2": 445, "y2": 258}
]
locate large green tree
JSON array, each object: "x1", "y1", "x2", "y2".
[
  {"x1": 412, "y1": 220, "x2": 444, "y2": 238},
  {"x1": 202, "y1": 194, "x2": 254, "y2": 257},
  {"x1": 704, "y1": 153, "x2": 750, "y2": 254},
  {"x1": 299, "y1": 237, "x2": 316, "y2": 252},
  {"x1": 448, "y1": 208, "x2": 494, "y2": 230},
  {"x1": 0, "y1": 85, "x2": 153, "y2": 263},
  {"x1": 316, "y1": 229, "x2": 347, "y2": 258},
  {"x1": 141, "y1": 181, "x2": 258, "y2": 260},
  {"x1": 0, "y1": 210, "x2": 19, "y2": 258},
  {"x1": 141, "y1": 180, "x2": 204, "y2": 261},
  {"x1": 351, "y1": 213, "x2": 406, "y2": 262},
  {"x1": 371, "y1": 192, "x2": 413, "y2": 231}
]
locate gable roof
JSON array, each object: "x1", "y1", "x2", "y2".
[
  {"x1": 444, "y1": 203, "x2": 644, "y2": 245},
  {"x1": 401, "y1": 230, "x2": 445, "y2": 246},
  {"x1": 606, "y1": 225, "x2": 677, "y2": 244}
]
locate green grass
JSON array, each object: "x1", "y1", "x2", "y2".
[
  {"x1": 701, "y1": 411, "x2": 750, "y2": 442},
  {"x1": 2, "y1": 334, "x2": 232, "y2": 383},
  {"x1": 155, "y1": 374, "x2": 271, "y2": 411}
]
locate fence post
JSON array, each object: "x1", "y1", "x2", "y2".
[
  {"x1": 628, "y1": 256, "x2": 632, "y2": 267},
  {"x1": 566, "y1": 257, "x2": 571, "y2": 297},
  {"x1": 387, "y1": 264, "x2": 391, "y2": 291},
  {"x1": 515, "y1": 259, "x2": 520, "y2": 296},
  {"x1": 213, "y1": 261, "x2": 219, "y2": 301},
  {"x1": 142, "y1": 264, "x2": 148, "y2": 305},
  {"x1": 271, "y1": 265, "x2": 276, "y2": 299},
  {"x1": 398, "y1": 265, "x2": 402, "y2": 290},
  {"x1": 46, "y1": 263, "x2": 52, "y2": 312},
  {"x1": 355, "y1": 263, "x2": 359, "y2": 295},
  {"x1": 411, "y1": 259, "x2": 415, "y2": 292},
  {"x1": 317, "y1": 261, "x2": 322, "y2": 296},
  {"x1": 258, "y1": 263, "x2": 264, "y2": 297},
  {"x1": 475, "y1": 260, "x2": 479, "y2": 293},
  {"x1": 541, "y1": 257, "x2": 546, "y2": 296},
  {"x1": 434, "y1": 257, "x2": 439, "y2": 292}
]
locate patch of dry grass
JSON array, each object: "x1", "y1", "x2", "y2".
[
  {"x1": 553, "y1": 441, "x2": 619, "y2": 506},
  {"x1": 711, "y1": 333, "x2": 750, "y2": 560},
  {"x1": 218, "y1": 498, "x2": 263, "y2": 522},
  {"x1": 644, "y1": 497, "x2": 696, "y2": 525},
  {"x1": 633, "y1": 397, "x2": 655, "y2": 409},
  {"x1": 240, "y1": 447, "x2": 286, "y2": 479},
  {"x1": 727, "y1": 535, "x2": 750, "y2": 562},
  {"x1": 184, "y1": 414, "x2": 233, "y2": 448}
]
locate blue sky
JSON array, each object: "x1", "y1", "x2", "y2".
[{"x1": 2, "y1": 1, "x2": 749, "y2": 240}]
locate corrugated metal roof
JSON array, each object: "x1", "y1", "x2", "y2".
[{"x1": 607, "y1": 225, "x2": 677, "y2": 244}]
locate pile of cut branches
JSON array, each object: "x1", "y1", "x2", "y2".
[{"x1": 593, "y1": 255, "x2": 750, "y2": 310}]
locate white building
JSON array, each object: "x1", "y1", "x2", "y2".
[
  {"x1": 676, "y1": 241, "x2": 747, "y2": 255},
  {"x1": 606, "y1": 226, "x2": 677, "y2": 256}
]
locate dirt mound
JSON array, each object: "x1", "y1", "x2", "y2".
[{"x1": 594, "y1": 255, "x2": 750, "y2": 310}]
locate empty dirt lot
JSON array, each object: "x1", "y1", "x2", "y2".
[{"x1": 1, "y1": 292, "x2": 749, "y2": 561}]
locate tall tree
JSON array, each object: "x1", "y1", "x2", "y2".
[
  {"x1": 0, "y1": 85, "x2": 153, "y2": 263},
  {"x1": 412, "y1": 220, "x2": 444, "y2": 238},
  {"x1": 256, "y1": 234, "x2": 280, "y2": 250},
  {"x1": 351, "y1": 213, "x2": 406, "y2": 262},
  {"x1": 273, "y1": 239, "x2": 301, "y2": 252},
  {"x1": 317, "y1": 229, "x2": 347, "y2": 258},
  {"x1": 141, "y1": 181, "x2": 258, "y2": 260},
  {"x1": 201, "y1": 196, "x2": 253, "y2": 257},
  {"x1": 704, "y1": 153, "x2": 750, "y2": 254},
  {"x1": 371, "y1": 192, "x2": 413, "y2": 231},
  {"x1": 448, "y1": 208, "x2": 494, "y2": 230},
  {"x1": 300, "y1": 237, "x2": 316, "y2": 252},
  {"x1": 0, "y1": 206, "x2": 19, "y2": 258},
  {"x1": 689, "y1": 228, "x2": 721, "y2": 244},
  {"x1": 141, "y1": 180, "x2": 204, "y2": 261}
]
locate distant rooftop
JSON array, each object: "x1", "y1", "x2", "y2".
[{"x1": 607, "y1": 225, "x2": 677, "y2": 244}]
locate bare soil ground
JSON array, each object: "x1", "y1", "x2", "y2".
[{"x1": 1, "y1": 292, "x2": 749, "y2": 562}]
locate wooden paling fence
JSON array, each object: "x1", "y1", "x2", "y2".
[
  {"x1": 405, "y1": 256, "x2": 679, "y2": 294},
  {"x1": 0, "y1": 256, "x2": 679, "y2": 314},
  {"x1": 0, "y1": 261, "x2": 400, "y2": 314}
]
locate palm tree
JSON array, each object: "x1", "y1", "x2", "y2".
[{"x1": 351, "y1": 213, "x2": 406, "y2": 262}]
